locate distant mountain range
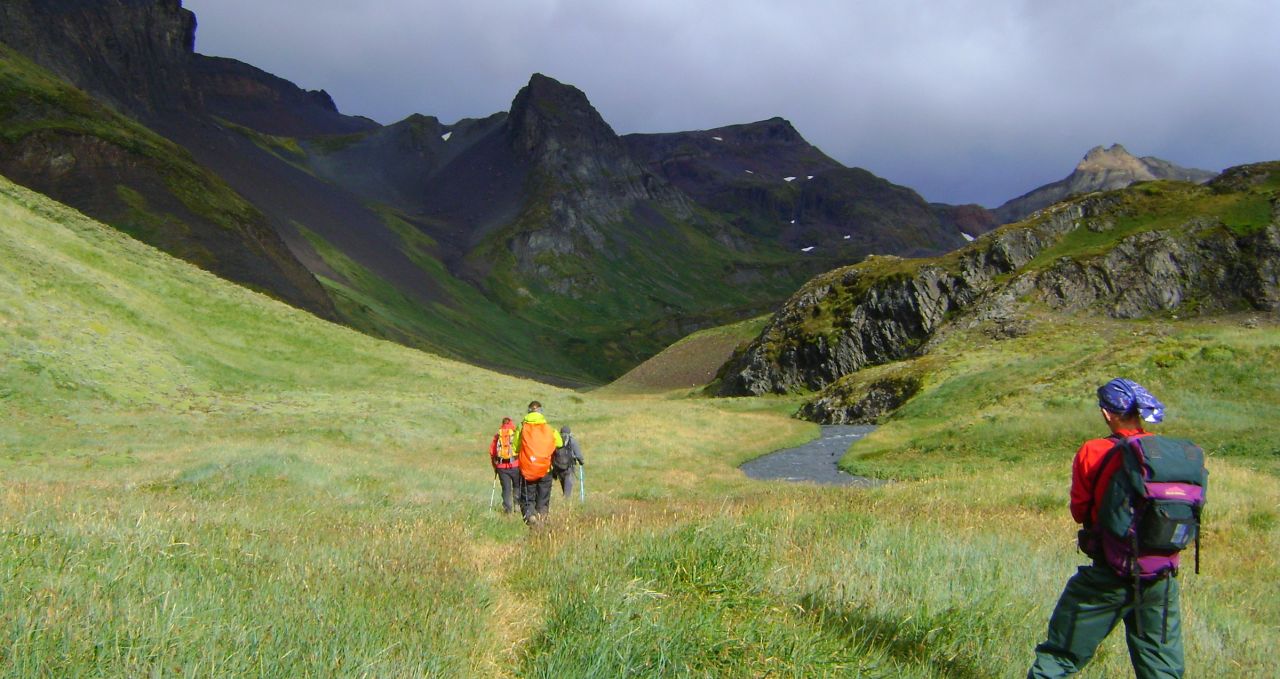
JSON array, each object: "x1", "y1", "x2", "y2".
[{"x1": 0, "y1": 0, "x2": 1220, "y2": 383}]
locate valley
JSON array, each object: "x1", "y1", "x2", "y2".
[
  {"x1": 2, "y1": 173, "x2": 1277, "y2": 676},
  {"x1": 1, "y1": 2, "x2": 1277, "y2": 676}
]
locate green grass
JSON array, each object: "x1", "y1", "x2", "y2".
[
  {"x1": 1, "y1": 176, "x2": 1277, "y2": 677},
  {"x1": 844, "y1": 313, "x2": 1280, "y2": 479},
  {"x1": 604, "y1": 314, "x2": 771, "y2": 393}
]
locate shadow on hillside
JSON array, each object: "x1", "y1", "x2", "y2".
[{"x1": 799, "y1": 591, "x2": 992, "y2": 679}]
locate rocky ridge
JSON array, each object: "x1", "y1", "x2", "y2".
[
  {"x1": 716, "y1": 163, "x2": 1280, "y2": 417},
  {"x1": 192, "y1": 54, "x2": 379, "y2": 137}
]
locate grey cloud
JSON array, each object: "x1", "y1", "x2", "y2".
[{"x1": 183, "y1": 0, "x2": 1280, "y2": 206}]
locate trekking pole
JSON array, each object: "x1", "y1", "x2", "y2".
[
  {"x1": 489, "y1": 472, "x2": 498, "y2": 510},
  {"x1": 578, "y1": 464, "x2": 585, "y2": 504}
]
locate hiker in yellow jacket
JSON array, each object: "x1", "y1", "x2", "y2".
[{"x1": 513, "y1": 400, "x2": 563, "y2": 524}]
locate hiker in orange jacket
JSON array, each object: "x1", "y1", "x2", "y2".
[
  {"x1": 489, "y1": 417, "x2": 521, "y2": 514},
  {"x1": 513, "y1": 400, "x2": 563, "y2": 524}
]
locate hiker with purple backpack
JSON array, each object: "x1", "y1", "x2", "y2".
[{"x1": 1027, "y1": 378, "x2": 1206, "y2": 679}]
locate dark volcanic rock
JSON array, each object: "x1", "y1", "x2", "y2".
[
  {"x1": 0, "y1": 0, "x2": 198, "y2": 120},
  {"x1": 798, "y1": 374, "x2": 923, "y2": 425},
  {"x1": 625, "y1": 119, "x2": 963, "y2": 256},
  {"x1": 486, "y1": 74, "x2": 696, "y2": 281},
  {"x1": 191, "y1": 54, "x2": 379, "y2": 137},
  {"x1": 508, "y1": 73, "x2": 691, "y2": 223}
]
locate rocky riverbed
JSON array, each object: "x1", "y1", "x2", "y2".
[{"x1": 740, "y1": 425, "x2": 883, "y2": 486}]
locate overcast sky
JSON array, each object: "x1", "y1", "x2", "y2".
[{"x1": 182, "y1": 0, "x2": 1279, "y2": 207}]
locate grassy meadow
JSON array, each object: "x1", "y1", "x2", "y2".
[{"x1": 2, "y1": 175, "x2": 1278, "y2": 677}]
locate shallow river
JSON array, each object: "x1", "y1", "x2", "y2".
[{"x1": 740, "y1": 424, "x2": 882, "y2": 486}]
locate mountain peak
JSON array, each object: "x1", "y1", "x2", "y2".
[
  {"x1": 507, "y1": 72, "x2": 618, "y2": 155},
  {"x1": 993, "y1": 144, "x2": 1216, "y2": 223},
  {"x1": 514, "y1": 73, "x2": 598, "y2": 120},
  {"x1": 1076, "y1": 143, "x2": 1152, "y2": 177},
  {"x1": 742, "y1": 117, "x2": 803, "y2": 142},
  {"x1": 504, "y1": 72, "x2": 619, "y2": 161}
]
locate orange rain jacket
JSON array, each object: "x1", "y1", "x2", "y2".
[{"x1": 513, "y1": 412, "x2": 563, "y2": 482}]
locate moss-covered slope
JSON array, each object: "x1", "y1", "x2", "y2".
[{"x1": 0, "y1": 44, "x2": 334, "y2": 317}]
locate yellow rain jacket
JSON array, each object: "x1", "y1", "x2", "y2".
[{"x1": 513, "y1": 412, "x2": 563, "y2": 481}]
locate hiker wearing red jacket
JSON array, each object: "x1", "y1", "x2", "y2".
[
  {"x1": 1028, "y1": 378, "x2": 1184, "y2": 679},
  {"x1": 489, "y1": 417, "x2": 520, "y2": 514},
  {"x1": 513, "y1": 401, "x2": 563, "y2": 525}
]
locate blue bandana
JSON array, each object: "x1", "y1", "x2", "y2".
[{"x1": 1097, "y1": 378, "x2": 1165, "y2": 424}]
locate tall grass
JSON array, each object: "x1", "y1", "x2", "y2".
[{"x1": 1, "y1": 176, "x2": 1277, "y2": 676}]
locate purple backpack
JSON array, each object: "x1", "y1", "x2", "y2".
[{"x1": 1095, "y1": 435, "x2": 1208, "y2": 581}]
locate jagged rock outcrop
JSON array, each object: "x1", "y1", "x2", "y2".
[
  {"x1": 504, "y1": 73, "x2": 696, "y2": 251},
  {"x1": 717, "y1": 165, "x2": 1280, "y2": 399},
  {"x1": 993, "y1": 144, "x2": 1217, "y2": 224},
  {"x1": 1036, "y1": 223, "x2": 1280, "y2": 317},
  {"x1": 797, "y1": 373, "x2": 923, "y2": 424}
]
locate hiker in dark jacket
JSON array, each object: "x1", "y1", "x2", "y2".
[
  {"x1": 1027, "y1": 378, "x2": 1184, "y2": 679},
  {"x1": 551, "y1": 425, "x2": 585, "y2": 498}
]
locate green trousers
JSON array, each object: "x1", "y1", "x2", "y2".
[{"x1": 1028, "y1": 563, "x2": 1183, "y2": 679}]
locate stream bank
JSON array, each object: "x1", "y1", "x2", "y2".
[{"x1": 740, "y1": 425, "x2": 882, "y2": 486}]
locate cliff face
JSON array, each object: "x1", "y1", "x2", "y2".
[
  {"x1": 0, "y1": 0, "x2": 197, "y2": 119},
  {"x1": 993, "y1": 144, "x2": 1217, "y2": 224},
  {"x1": 716, "y1": 163, "x2": 1280, "y2": 403}
]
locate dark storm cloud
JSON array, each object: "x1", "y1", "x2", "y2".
[{"x1": 182, "y1": 0, "x2": 1279, "y2": 207}]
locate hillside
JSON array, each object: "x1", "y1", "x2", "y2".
[
  {"x1": 1, "y1": 1, "x2": 1001, "y2": 385},
  {"x1": 624, "y1": 118, "x2": 969, "y2": 255},
  {"x1": 604, "y1": 315, "x2": 770, "y2": 393},
  {"x1": 715, "y1": 162, "x2": 1280, "y2": 410},
  {"x1": 2, "y1": 177, "x2": 1277, "y2": 675},
  {"x1": 0, "y1": 43, "x2": 334, "y2": 317}
]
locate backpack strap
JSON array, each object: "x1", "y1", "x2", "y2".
[
  {"x1": 1085, "y1": 434, "x2": 1128, "y2": 529},
  {"x1": 1087, "y1": 433, "x2": 1146, "y2": 634},
  {"x1": 1194, "y1": 505, "x2": 1202, "y2": 575}
]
